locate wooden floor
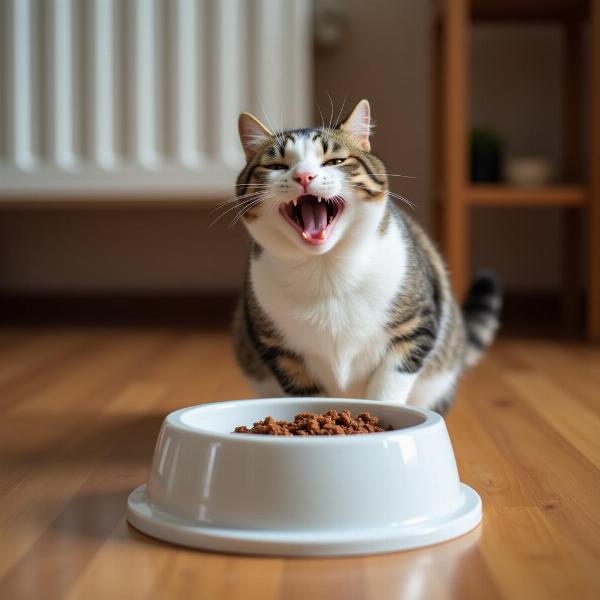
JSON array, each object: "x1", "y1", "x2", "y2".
[{"x1": 0, "y1": 326, "x2": 599, "y2": 599}]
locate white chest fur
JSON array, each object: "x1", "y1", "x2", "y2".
[{"x1": 251, "y1": 223, "x2": 407, "y2": 395}]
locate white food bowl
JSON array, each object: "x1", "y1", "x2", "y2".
[{"x1": 127, "y1": 398, "x2": 481, "y2": 556}]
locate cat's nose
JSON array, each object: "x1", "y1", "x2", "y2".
[{"x1": 293, "y1": 171, "x2": 317, "y2": 190}]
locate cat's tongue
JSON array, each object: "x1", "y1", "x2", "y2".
[{"x1": 300, "y1": 201, "x2": 328, "y2": 239}]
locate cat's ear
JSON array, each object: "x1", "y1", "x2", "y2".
[
  {"x1": 339, "y1": 99, "x2": 371, "y2": 151},
  {"x1": 238, "y1": 112, "x2": 273, "y2": 159}
]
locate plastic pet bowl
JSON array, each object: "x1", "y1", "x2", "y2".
[{"x1": 127, "y1": 398, "x2": 481, "y2": 556}]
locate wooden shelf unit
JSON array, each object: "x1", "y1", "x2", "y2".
[{"x1": 433, "y1": 0, "x2": 600, "y2": 340}]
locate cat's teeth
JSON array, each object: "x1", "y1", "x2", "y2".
[
  {"x1": 292, "y1": 199, "x2": 297, "y2": 206},
  {"x1": 320, "y1": 230, "x2": 327, "y2": 239},
  {"x1": 318, "y1": 197, "x2": 322, "y2": 203}
]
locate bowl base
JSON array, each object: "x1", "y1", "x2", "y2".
[{"x1": 127, "y1": 484, "x2": 482, "y2": 557}]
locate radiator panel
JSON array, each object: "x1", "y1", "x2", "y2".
[{"x1": 0, "y1": 0, "x2": 312, "y2": 199}]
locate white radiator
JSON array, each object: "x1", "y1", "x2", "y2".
[{"x1": 0, "y1": 0, "x2": 312, "y2": 200}]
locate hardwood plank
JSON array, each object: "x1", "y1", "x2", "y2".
[
  {"x1": 281, "y1": 558, "x2": 367, "y2": 600},
  {"x1": 500, "y1": 339, "x2": 600, "y2": 415},
  {"x1": 0, "y1": 382, "x2": 166, "y2": 584},
  {"x1": 64, "y1": 519, "x2": 178, "y2": 600},
  {"x1": 0, "y1": 333, "x2": 174, "y2": 497},
  {"x1": 149, "y1": 553, "x2": 283, "y2": 600},
  {"x1": 146, "y1": 549, "x2": 232, "y2": 600},
  {"x1": 364, "y1": 528, "x2": 500, "y2": 600},
  {"x1": 222, "y1": 558, "x2": 284, "y2": 600},
  {"x1": 463, "y1": 362, "x2": 600, "y2": 590},
  {"x1": 501, "y1": 371, "x2": 600, "y2": 470},
  {"x1": 480, "y1": 507, "x2": 596, "y2": 600},
  {"x1": 0, "y1": 330, "x2": 91, "y2": 391},
  {"x1": 365, "y1": 550, "x2": 449, "y2": 600},
  {"x1": 446, "y1": 392, "x2": 532, "y2": 508},
  {"x1": 8, "y1": 333, "x2": 172, "y2": 414},
  {"x1": 0, "y1": 332, "x2": 188, "y2": 584},
  {"x1": 7, "y1": 332, "x2": 249, "y2": 599}
]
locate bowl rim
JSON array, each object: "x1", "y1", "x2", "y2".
[
  {"x1": 128, "y1": 482, "x2": 482, "y2": 556},
  {"x1": 164, "y1": 397, "x2": 442, "y2": 446}
]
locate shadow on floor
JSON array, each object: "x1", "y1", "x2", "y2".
[{"x1": 1, "y1": 412, "x2": 165, "y2": 465}]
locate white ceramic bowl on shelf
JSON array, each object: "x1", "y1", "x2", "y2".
[
  {"x1": 127, "y1": 398, "x2": 481, "y2": 556},
  {"x1": 505, "y1": 156, "x2": 554, "y2": 186}
]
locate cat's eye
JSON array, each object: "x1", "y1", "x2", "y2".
[
  {"x1": 263, "y1": 163, "x2": 289, "y2": 171},
  {"x1": 323, "y1": 158, "x2": 346, "y2": 166}
]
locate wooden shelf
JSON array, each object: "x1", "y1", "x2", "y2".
[
  {"x1": 467, "y1": 184, "x2": 588, "y2": 207},
  {"x1": 471, "y1": 0, "x2": 587, "y2": 21},
  {"x1": 433, "y1": 0, "x2": 588, "y2": 23}
]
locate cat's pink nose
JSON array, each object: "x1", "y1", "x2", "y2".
[{"x1": 293, "y1": 171, "x2": 317, "y2": 190}]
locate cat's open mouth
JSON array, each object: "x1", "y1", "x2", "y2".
[{"x1": 279, "y1": 195, "x2": 344, "y2": 245}]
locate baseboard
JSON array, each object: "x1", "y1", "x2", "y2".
[
  {"x1": 0, "y1": 290, "x2": 580, "y2": 336},
  {"x1": 0, "y1": 293, "x2": 239, "y2": 327}
]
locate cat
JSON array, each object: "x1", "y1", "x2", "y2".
[{"x1": 232, "y1": 99, "x2": 500, "y2": 413}]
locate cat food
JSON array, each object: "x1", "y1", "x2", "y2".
[{"x1": 233, "y1": 409, "x2": 393, "y2": 436}]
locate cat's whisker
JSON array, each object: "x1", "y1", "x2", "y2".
[
  {"x1": 279, "y1": 106, "x2": 285, "y2": 140},
  {"x1": 230, "y1": 207, "x2": 256, "y2": 229},
  {"x1": 233, "y1": 187, "x2": 270, "y2": 195},
  {"x1": 368, "y1": 173, "x2": 416, "y2": 179},
  {"x1": 333, "y1": 96, "x2": 347, "y2": 129},
  {"x1": 230, "y1": 196, "x2": 270, "y2": 229},
  {"x1": 317, "y1": 102, "x2": 326, "y2": 136},
  {"x1": 219, "y1": 189, "x2": 268, "y2": 201},
  {"x1": 326, "y1": 91, "x2": 335, "y2": 130},
  {"x1": 208, "y1": 194, "x2": 267, "y2": 229},
  {"x1": 213, "y1": 192, "x2": 267, "y2": 211},
  {"x1": 210, "y1": 198, "x2": 263, "y2": 223},
  {"x1": 259, "y1": 101, "x2": 276, "y2": 135},
  {"x1": 191, "y1": 181, "x2": 268, "y2": 195},
  {"x1": 212, "y1": 200, "x2": 256, "y2": 214},
  {"x1": 386, "y1": 191, "x2": 418, "y2": 210},
  {"x1": 259, "y1": 101, "x2": 286, "y2": 150},
  {"x1": 343, "y1": 183, "x2": 417, "y2": 210}
]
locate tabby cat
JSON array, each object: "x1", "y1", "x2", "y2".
[{"x1": 232, "y1": 100, "x2": 500, "y2": 413}]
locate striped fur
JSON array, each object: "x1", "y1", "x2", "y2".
[
  {"x1": 232, "y1": 101, "x2": 501, "y2": 413},
  {"x1": 462, "y1": 272, "x2": 502, "y2": 366},
  {"x1": 233, "y1": 270, "x2": 322, "y2": 396}
]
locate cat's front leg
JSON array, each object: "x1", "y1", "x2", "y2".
[
  {"x1": 366, "y1": 328, "x2": 436, "y2": 403},
  {"x1": 366, "y1": 355, "x2": 420, "y2": 404}
]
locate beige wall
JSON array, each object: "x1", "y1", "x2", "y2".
[{"x1": 0, "y1": 207, "x2": 249, "y2": 293}]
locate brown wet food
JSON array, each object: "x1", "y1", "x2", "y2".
[{"x1": 233, "y1": 409, "x2": 394, "y2": 436}]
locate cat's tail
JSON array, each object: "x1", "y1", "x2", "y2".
[{"x1": 462, "y1": 271, "x2": 502, "y2": 367}]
